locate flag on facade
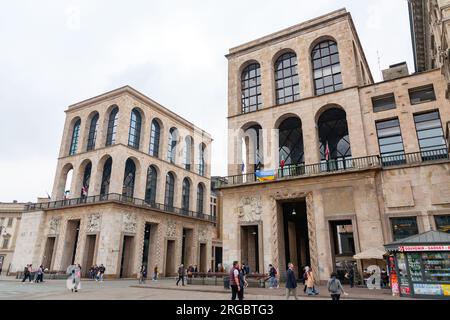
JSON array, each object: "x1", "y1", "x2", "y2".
[
  {"x1": 46, "y1": 191, "x2": 51, "y2": 200},
  {"x1": 325, "y1": 141, "x2": 330, "y2": 161},
  {"x1": 280, "y1": 157, "x2": 285, "y2": 169},
  {"x1": 241, "y1": 163, "x2": 245, "y2": 173},
  {"x1": 255, "y1": 170, "x2": 276, "y2": 182},
  {"x1": 81, "y1": 185, "x2": 88, "y2": 197}
]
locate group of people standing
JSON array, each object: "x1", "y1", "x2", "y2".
[
  {"x1": 138, "y1": 264, "x2": 159, "y2": 284},
  {"x1": 21, "y1": 264, "x2": 45, "y2": 283},
  {"x1": 87, "y1": 264, "x2": 106, "y2": 281}
]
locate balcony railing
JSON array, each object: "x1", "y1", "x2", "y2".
[
  {"x1": 24, "y1": 193, "x2": 215, "y2": 223},
  {"x1": 217, "y1": 148, "x2": 449, "y2": 188}
]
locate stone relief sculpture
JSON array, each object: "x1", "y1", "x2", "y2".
[
  {"x1": 48, "y1": 217, "x2": 61, "y2": 235},
  {"x1": 166, "y1": 221, "x2": 177, "y2": 237},
  {"x1": 86, "y1": 214, "x2": 101, "y2": 233},
  {"x1": 123, "y1": 213, "x2": 137, "y2": 233},
  {"x1": 198, "y1": 228, "x2": 209, "y2": 242},
  {"x1": 237, "y1": 196, "x2": 262, "y2": 222}
]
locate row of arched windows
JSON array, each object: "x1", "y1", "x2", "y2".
[
  {"x1": 68, "y1": 106, "x2": 207, "y2": 176},
  {"x1": 240, "y1": 40, "x2": 342, "y2": 113},
  {"x1": 65, "y1": 157, "x2": 207, "y2": 214}
]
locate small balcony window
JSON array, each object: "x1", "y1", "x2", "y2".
[
  {"x1": 409, "y1": 84, "x2": 436, "y2": 105},
  {"x1": 372, "y1": 93, "x2": 396, "y2": 112}
]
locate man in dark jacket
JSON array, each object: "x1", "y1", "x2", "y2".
[
  {"x1": 285, "y1": 262, "x2": 298, "y2": 300},
  {"x1": 176, "y1": 264, "x2": 186, "y2": 286}
]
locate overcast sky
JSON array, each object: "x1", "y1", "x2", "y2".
[{"x1": 0, "y1": 0, "x2": 414, "y2": 202}]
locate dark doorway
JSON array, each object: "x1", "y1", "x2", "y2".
[
  {"x1": 240, "y1": 225, "x2": 260, "y2": 273},
  {"x1": 120, "y1": 235, "x2": 135, "y2": 278},
  {"x1": 282, "y1": 201, "x2": 310, "y2": 276},
  {"x1": 60, "y1": 220, "x2": 80, "y2": 270},
  {"x1": 82, "y1": 235, "x2": 97, "y2": 277},
  {"x1": 165, "y1": 240, "x2": 176, "y2": 276},
  {"x1": 215, "y1": 247, "x2": 223, "y2": 271},
  {"x1": 199, "y1": 243, "x2": 207, "y2": 273},
  {"x1": 329, "y1": 220, "x2": 356, "y2": 282},
  {"x1": 182, "y1": 228, "x2": 193, "y2": 266},
  {"x1": 42, "y1": 237, "x2": 56, "y2": 270},
  {"x1": 142, "y1": 223, "x2": 151, "y2": 268}
]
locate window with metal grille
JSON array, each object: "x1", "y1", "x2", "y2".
[
  {"x1": 100, "y1": 158, "x2": 112, "y2": 196},
  {"x1": 413, "y1": 110, "x2": 447, "y2": 158},
  {"x1": 164, "y1": 172, "x2": 175, "y2": 208},
  {"x1": 278, "y1": 117, "x2": 304, "y2": 167},
  {"x1": 128, "y1": 108, "x2": 142, "y2": 149},
  {"x1": 69, "y1": 119, "x2": 81, "y2": 155},
  {"x1": 106, "y1": 107, "x2": 119, "y2": 146},
  {"x1": 312, "y1": 40, "x2": 342, "y2": 95},
  {"x1": 87, "y1": 113, "x2": 99, "y2": 151},
  {"x1": 241, "y1": 63, "x2": 262, "y2": 113},
  {"x1": 275, "y1": 52, "x2": 300, "y2": 104},
  {"x1": 197, "y1": 184, "x2": 204, "y2": 214},
  {"x1": 167, "y1": 128, "x2": 178, "y2": 163},
  {"x1": 122, "y1": 159, "x2": 136, "y2": 198},
  {"x1": 149, "y1": 119, "x2": 160, "y2": 157},
  {"x1": 145, "y1": 166, "x2": 157, "y2": 204},
  {"x1": 376, "y1": 118, "x2": 405, "y2": 165},
  {"x1": 409, "y1": 84, "x2": 436, "y2": 104},
  {"x1": 184, "y1": 136, "x2": 193, "y2": 170},
  {"x1": 182, "y1": 178, "x2": 190, "y2": 211},
  {"x1": 435, "y1": 215, "x2": 450, "y2": 233},
  {"x1": 391, "y1": 217, "x2": 418, "y2": 241},
  {"x1": 372, "y1": 94, "x2": 396, "y2": 112}
]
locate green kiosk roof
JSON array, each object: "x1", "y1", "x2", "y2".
[{"x1": 384, "y1": 231, "x2": 450, "y2": 252}]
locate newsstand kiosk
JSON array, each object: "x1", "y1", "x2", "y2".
[{"x1": 384, "y1": 230, "x2": 450, "y2": 299}]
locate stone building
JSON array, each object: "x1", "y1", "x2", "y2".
[
  {"x1": 0, "y1": 202, "x2": 24, "y2": 275},
  {"x1": 10, "y1": 86, "x2": 216, "y2": 278},
  {"x1": 217, "y1": 8, "x2": 450, "y2": 282}
]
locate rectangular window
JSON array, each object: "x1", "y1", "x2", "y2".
[
  {"x1": 409, "y1": 84, "x2": 436, "y2": 105},
  {"x1": 7, "y1": 218, "x2": 13, "y2": 227},
  {"x1": 372, "y1": 93, "x2": 396, "y2": 112},
  {"x1": 413, "y1": 110, "x2": 448, "y2": 160},
  {"x1": 435, "y1": 215, "x2": 450, "y2": 233},
  {"x1": 391, "y1": 217, "x2": 419, "y2": 241},
  {"x1": 376, "y1": 118, "x2": 405, "y2": 166},
  {"x1": 2, "y1": 238, "x2": 9, "y2": 249}
]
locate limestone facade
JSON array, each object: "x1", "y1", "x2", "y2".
[
  {"x1": 219, "y1": 8, "x2": 450, "y2": 282},
  {"x1": 0, "y1": 202, "x2": 24, "y2": 274}
]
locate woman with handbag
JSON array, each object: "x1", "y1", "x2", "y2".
[{"x1": 305, "y1": 266, "x2": 319, "y2": 296}]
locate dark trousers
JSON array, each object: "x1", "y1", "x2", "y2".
[
  {"x1": 231, "y1": 285, "x2": 243, "y2": 300},
  {"x1": 22, "y1": 273, "x2": 31, "y2": 282},
  {"x1": 176, "y1": 275, "x2": 185, "y2": 286},
  {"x1": 331, "y1": 294, "x2": 341, "y2": 301},
  {"x1": 349, "y1": 277, "x2": 354, "y2": 288}
]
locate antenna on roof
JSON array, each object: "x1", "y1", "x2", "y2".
[{"x1": 377, "y1": 50, "x2": 382, "y2": 81}]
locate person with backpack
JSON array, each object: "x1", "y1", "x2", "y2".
[
  {"x1": 305, "y1": 266, "x2": 319, "y2": 295},
  {"x1": 327, "y1": 272, "x2": 346, "y2": 300},
  {"x1": 268, "y1": 264, "x2": 278, "y2": 289}
]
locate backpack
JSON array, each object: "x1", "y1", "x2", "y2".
[{"x1": 329, "y1": 278, "x2": 339, "y2": 292}]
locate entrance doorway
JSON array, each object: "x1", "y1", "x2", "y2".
[
  {"x1": 119, "y1": 235, "x2": 135, "y2": 278},
  {"x1": 165, "y1": 239, "x2": 176, "y2": 276},
  {"x1": 60, "y1": 220, "x2": 80, "y2": 270},
  {"x1": 42, "y1": 237, "x2": 56, "y2": 270},
  {"x1": 182, "y1": 228, "x2": 194, "y2": 266},
  {"x1": 82, "y1": 235, "x2": 97, "y2": 277},
  {"x1": 329, "y1": 220, "x2": 356, "y2": 282},
  {"x1": 214, "y1": 246, "x2": 223, "y2": 271},
  {"x1": 199, "y1": 243, "x2": 207, "y2": 272},
  {"x1": 240, "y1": 225, "x2": 260, "y2": 273},
  {"x1": 141, "y1": 223, "x2": 158, "y2": 271},
  {"x1": 282, "y1": 201, "x2": 310, "y2": 276}
]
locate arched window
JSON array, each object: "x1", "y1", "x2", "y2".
[
  {"x1": 318, "y1": 108, "x2": 351, "y2": 170},
  {"x1": 196, "y1": 184, "x2": 204, "y2": 214},
  {"x1": 106, "y1": 107, "x2": 119, "y2": 146},
  {"x1": 164, "y1": 172, "x2": 175, "y2": 208},
  {"x1": 278, "y1": 117, "x2": 304, "y2": 168},
  {"x1": 100, "y1": 158, "x2": 112, "y2": 196},
  {"x1": 182, "y1": 178, "x2": 190, "y2": 212},
  {"x1": 198, "y1": 143, "x2": 206, "y2": 176},
  {"x1": 311, "y1": 40, "x2": 342, "y2": 95},
  {"x1": 149, "y1": 119, "x2": 161, "y2": 157},
  {"x1": 242, "y1": 125, "x2": 263, "y2": 172},
  {"x1": 167, "y1": 128, "x2": 178, "y2": 163},
  {"x1": 275, "y1": 52, "x2": 300, "y2": 104},
  {"x1": 241, "y1": 63, "x2": 262, "y2": 113},
  {"x1": 145, "y1": 166, "x2": 158, "y2": 204},
  {"x1": 62, "y1": 166, "x2": 73, "y2": 199},
  {"x1": 69, "y1": 119, "x2": 81, "y2": 155},
  {"x1": 81, "y1": 162, "x2": 92, "y2": 197},
  {"x1": 122, "y1": 159, "x2": 136, "y2": 198},
  {"x1": 87, "y1": 113, "x2": 99, "y2": 151},
  {"x1": 183, "y1": 136, "x2": 193, "y2": 170},
  {"x1": 128, "y1": 108, "x2": 142, "y2": 149}
]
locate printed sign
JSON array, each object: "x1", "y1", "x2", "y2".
[
  {"x1": 400, "y1": 245, "x2": 450, "y2": 252},
  {"x1": 442, "y1": 284, "x2": 450, "y2": 296},
  {"x1": 413, "y1": 283, "x2": 443, "y2": 295}
]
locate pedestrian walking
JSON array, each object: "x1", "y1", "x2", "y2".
[
  {"x1": 35, "y1": 265, "x2": 44, "y2": 283},
  {"x1": 268, "y1": 264, "x2": 278, "y2": 289},
  {"x1": 139, "y1": 265, "x2": 147, "y2": 284},
  {"x1": 285, "y1": 262, "x2": 298, "y2": 300},
  {"x1": 305, "y1": 266, "x2": 319, "y2": 295},
  {"x1": 345, "y1": 265, "x2": 354, "y2": 288},
  {"x1": 176, "y1": 264, "x2": 186, "y2": 286},
  {"x1": 66, "y1": 264, "x2": 82, "y2": 292},
  {"x1": 230, "y1": 261, "x2": 242, "y2": 300},
  {"x1": 21, "y1": 264, "x2": 31, "y2": 283},
  {"x1": 152, "y1": 264, "x2": 159, "y2": 281},
  {"x1": 98, "y1": 264, "x2": 105, "y2": 282},
  {"x1": 302, "y1": 266, "x2": 308, "y2": 293},
  {"x1": 327, "y1": 272, "x2": 346, "y2": 300}
]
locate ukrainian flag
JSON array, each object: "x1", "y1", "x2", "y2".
[{"x1": 255, "y1": 170, "x2": 276, "y2": 182}]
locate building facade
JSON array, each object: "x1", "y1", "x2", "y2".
[
  {"x1": 218, "y1": 8, "x2": 450, "y2": 282},
  {"x1": 11, "y1": 86, "x2": 217, "y2": 277},
  {"x1": 0, "y1": 202, "x2": 24, "y2": 275}
]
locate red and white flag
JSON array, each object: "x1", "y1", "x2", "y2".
[
  {"x1": 280, "y1": 156, "x2": 285, "y2": 169},
  {"x1": 325, "y1": 141, "x2": 330, "y2": 161}
]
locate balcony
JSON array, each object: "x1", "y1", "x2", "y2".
[
  {"x1": 24, "y1": 193, "x2": 216, "y2": 223},
  {"x1": 216, "y1": 148, "x2": 449, "y2": 188}
]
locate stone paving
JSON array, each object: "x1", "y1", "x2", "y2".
[{"x1": 0, "y1": 276, "x2": 410, "y2": 300}]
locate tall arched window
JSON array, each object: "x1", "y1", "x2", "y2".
[
  {"x1": 100, "y1": 158, "x2": 112, "y2": 196},
  {"x1": 278, "y1": 117, "x2": 304, "y2": 167},
  {"x1": 164, "y1": 172, "x2": 175, "y2": 208},
  {"x1": 275, "y1": 52, "x2": 300, "y2": 104},
  {"x1": 81, "y1": 162, "x2": 92, "y2": 197},
  {"x1": 241, "y1": 63, "x2": 262, "y2": 113},
  {"x1": 145, "y1": 166, "x2": 158, "y2": 204},
  {"x1": 182, "y1": 178, "x2": 190, "y2": 212},
  {"x1": 318, "y1": 108, "x2": 351, "y2": 170},
  {"x1": 106, "y1": 107, "x2": 119, "y2": 146},
  {"x1": 183, "y1": 136, "x2": 193, "y2": 170},
  {"x1": 86, "y1": 113, "x2": 99, "y2": 151},
  {"x1": 242, "y1": 125, "x2": 263, "y2": 172},
  {"x1": 312, "y1": 40, "x2": 342, "y2": 95},
  {"x1": 198, "y1": 143, "x2": 206, "y2": 176},
  {"x1": 69, "y1": 119, "x2": 81, "y2": 155},
  {"x1": 196, "y1": 184, "x2": 204, "y2": 214},
  {"x1": 122, "y1": 159, "x2": 136, "y2": 198},
  {"x1": 168, "y1": 128, "x2": 178, "y2": 163},
  {"x1": 128, "y1": 108, "x2": 142, "y2": 149},
  {"x1": 149, "y1": 119, "x2": 161, "y2": 157}
]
